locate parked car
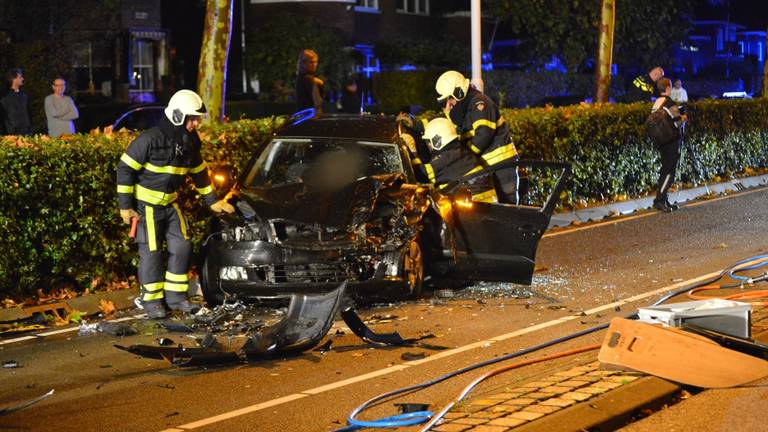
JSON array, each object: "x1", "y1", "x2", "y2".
[
  {"x1": 112, "y1": 104, "x2": 165, "y2": 131},
  {"x1": 200, "y1": 112, "x2": 570, "y2": 304}
]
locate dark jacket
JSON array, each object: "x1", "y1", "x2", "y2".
[
  {"x1": 0, "y1": 89, "x2": 31, "y2": 134},
  {"x1": 415, "y1": 140, "x2": 484, "y2": 186},
  {"x1": 116, "y1": 116, "x2": 218, "y2": 210},
  {"x1": 448, "y1": 88, "x2": 518, "y2": 167},
  {"x1": 624, "y1": 74, "x2": 659, "y2": 103},
  {"x1": 295, "y1": 73, "x2": 324, "y2": 112}
]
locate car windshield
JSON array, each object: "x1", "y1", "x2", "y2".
[{"x1": 243, "y1": 138, "x2": 403, "y2": 191}]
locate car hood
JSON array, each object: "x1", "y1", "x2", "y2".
[{"x1": 236, "y1": 173, "x2": 429, "y2": 229}]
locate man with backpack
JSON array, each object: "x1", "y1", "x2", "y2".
[{"x1": 646, "y1": 77, "x2": 685, "y2": 212}]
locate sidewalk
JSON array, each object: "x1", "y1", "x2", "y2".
[{"x1": 548, "y1": 174, "x2": 768, "y2": 228}]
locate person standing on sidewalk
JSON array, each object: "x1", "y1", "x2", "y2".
[
  {"x1": 44, "y1": 77, "x2": 79, "y2": 138},
  {"x1": 648, "y1": 78, "x2": 685, "y2": 212},
  {"x1": 294, "y1": 49, "x2": 324, "y2": 113},
  {"x1": 116, "y1": 89, "x2": 235, "y2": 319},
  {"x1": 0, "y1": 68, "x2": 31, "y2": 135}
]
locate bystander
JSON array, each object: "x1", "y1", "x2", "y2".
[
  {"x1": 0, "y1": 68, "x2": 31, "y2": 135},
  {"x1": 44, "y1": 77, "x2": 79, "y2": 138}
]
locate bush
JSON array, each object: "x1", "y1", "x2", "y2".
[{"x1": 2, "y1": 99, "x2": 768, "y2": 298}]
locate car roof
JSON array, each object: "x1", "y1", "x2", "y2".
[{"x1": 276, "y1": 113, "x2": 398, "y2": 142}]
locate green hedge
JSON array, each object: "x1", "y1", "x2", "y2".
[{"x1": 2, "y1": 99, "x2": 768, "y2": 298}]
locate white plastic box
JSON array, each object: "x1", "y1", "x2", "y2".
[{"x1": 637, "y1": 298, "x2": 752, "y2": 339}]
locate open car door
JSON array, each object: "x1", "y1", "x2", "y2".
[{"x1": 436, "y1": 160, "x2": 570, "y2": 285}]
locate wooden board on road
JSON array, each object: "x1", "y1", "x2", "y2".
[{"x1": 598, "y1": 318, "x2": 768, "y2": 388}]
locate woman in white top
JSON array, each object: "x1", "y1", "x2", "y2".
[{"x1": 670, "y1": 79, "x2": 688, "y2": 104}]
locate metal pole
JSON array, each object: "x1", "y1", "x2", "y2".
[
  {"x1": 470, "y1": 0, "x2": 483, "y2": 92},
  {"x1": 240, "y1": 0, "x2": 247, "y2": 93}
]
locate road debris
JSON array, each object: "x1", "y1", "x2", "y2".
[
  {"x1": 0, "y1": 389, "x2": 54, "y2": 417},
  {"x1": 2, "y1": 360, "x2": 19, "y2": 368}
]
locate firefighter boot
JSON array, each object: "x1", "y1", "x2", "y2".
[
  {"x1": 142, "y1": 300, "x2": 168, "y2": 320},
  {"x1": 165, "y1": 291, "x2": 201, "y2": 314}
]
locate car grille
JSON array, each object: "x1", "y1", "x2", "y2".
[{"x1": 253, "y1": 263, "x2": 350, "y2": 284}]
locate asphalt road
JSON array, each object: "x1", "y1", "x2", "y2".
[{"x1": 2, "y1": 187, "x2": 768, "y2": 432}]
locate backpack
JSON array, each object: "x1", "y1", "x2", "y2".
[{"x1": 645, "y1": 103, "x2": 680, "y2": 147}]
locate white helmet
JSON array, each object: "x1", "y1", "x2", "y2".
[
  {"x1": 423, "y1": 118, "x2": 458, "y2": 151},
  {"x1": 165, "y1": 89, "x2": 207, "y2": 126},
  {"x1": 435, "y1": 70, "x2": 470, "y2": 102}
]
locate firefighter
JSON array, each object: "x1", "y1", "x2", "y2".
[
  {"x1": 433, "y1": 70, "x2": 519, "y2": 204},
  {"x1": 411, "y1": 117, "x2": 496, "y2": 202},
  {"x1": 116, "y1": 89, "x2": 235, "y2": 319}
]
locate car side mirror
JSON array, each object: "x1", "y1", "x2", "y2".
[{"x1": 212, "y1": 164, "x2": 236, "y2": 192}]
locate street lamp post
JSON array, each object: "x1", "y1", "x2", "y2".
[{"x1": 471, "y1": 0, "x2": 483, "y2": 92}]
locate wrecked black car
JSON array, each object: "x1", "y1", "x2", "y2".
[{"x1": 200, "y1": 113, "x2": 570, "y2": 304}]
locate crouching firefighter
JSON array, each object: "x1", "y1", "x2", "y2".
[
  {"x1": 116, "y1": 89, "x2": 235, "y2": 319},
  {"x1": 434, "y1": 70, "x2": 520, "y2": 204},
  {"x1": 409, "y1": 117, "x2": 496, "y2": 202}
]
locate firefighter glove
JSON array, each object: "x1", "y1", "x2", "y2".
[
  {"x1": 120, "y1": 208, "x2": 140, "y2": 225},
  {"x1": 210, "y1": 200, "x2": 235, "y2": 214}
]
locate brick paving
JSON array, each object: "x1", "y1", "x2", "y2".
[{"x1": 438, "y1": 361, "x2": 645, "y2": 431}]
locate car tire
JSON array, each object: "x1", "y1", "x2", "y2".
[
  {"x1": 403, "y1": 238, "x2": 423, "y2": 298},
  {"x1": 200, "y1": 256, "x2": 224, "y2": 306}
]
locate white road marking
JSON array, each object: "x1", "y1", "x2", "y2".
[
  {"x1": 163, "y1": 269, "x2": 722, "y2": 431},
  {"x1": 1, "y1": 315, "x2": 144, "y2": 345}
]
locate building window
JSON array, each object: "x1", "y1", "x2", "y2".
[
  {"x1": 397, "y1": 0, "x2": 428, "y2": 15},
  {"x1": 355, "y1": 0, "x2": 380, "y2": 12},
  {"x1": 131, "y1": 39, "x2": 155, "y2": 97}
]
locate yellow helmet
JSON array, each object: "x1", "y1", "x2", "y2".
[
  {"x1": 423, "y1": 118, "x2": 458, "y2": 151},
  {"x1": 435, "y1": 70, "x2": 470, "y2": 102},
  {"x1": 165, "y1": 89, "x2": 207, "y2": 126}
]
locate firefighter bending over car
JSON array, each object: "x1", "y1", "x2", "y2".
[
  {"x1": 404, "y1": 117, "x2": 496, "y2": 202},
  {"x1": 116, "y1": 89, "x2": 235, "y2": 319},
  {"x1": 398, "y1": 70, "x2": 519, "y2": 204}
]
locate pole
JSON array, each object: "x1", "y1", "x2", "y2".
[
  {"x1": 240, "y1": 0, "x2": 247, "y2": 93},
  {"x1": 470, "y1": 0, "x2": 483, "y2": 92},
  {"x1": 595, "y1": 0, "x2": 615, "y2": 103}
]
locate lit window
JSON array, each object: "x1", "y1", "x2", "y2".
[
  {"x1": 396, "y1": 0, "x2": 429, "y2": 15},
  {"x1": 357, "y1": 0, "x2": 378, "y2": 9}
]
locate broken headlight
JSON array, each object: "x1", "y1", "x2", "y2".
[{"x1": 221, "y1": 222, "x2": 265, "y2": 242}]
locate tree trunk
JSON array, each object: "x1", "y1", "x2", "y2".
[
  {"x1": 595, "y1": 0, "x2": 615, "y2": 103},
  {"x1": 763, "y1": 27, "x2": 768, "y2": 98},
  {"x1": 197, "y1": 0, "x2": 233, "y2": 122}
]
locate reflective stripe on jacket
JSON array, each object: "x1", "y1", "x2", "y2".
[{"x1": 116, "y1": 116, "x2": 217, "y2": 209}]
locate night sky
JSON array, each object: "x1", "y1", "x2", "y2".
[{"x1": 696, "y1": 0, "x2": 768, "y2": 30}]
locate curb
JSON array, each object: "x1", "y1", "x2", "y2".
[
  {"x1": 0, "y1": 288, "x2": 138, "y2": 324},
  {"x1": 549, "y1": 173, "x2": 768, "y2": 228}
]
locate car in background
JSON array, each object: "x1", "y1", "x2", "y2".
[
  {"x1": 112, "y1": 104, "x2": 165, "y2": 131},
  {"x1": 200, "y1": 112, "x2": 570, "y2": 304}
]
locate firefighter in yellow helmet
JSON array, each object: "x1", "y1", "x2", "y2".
[
  {"x1": 434, "y1": 70, "x2": 519, "y2": 204},
  {"x1": 405, "y1": 118, "x2": 496, "y2": 202},
  {"x1": 116, "y1": 89, "x2": 235, "y2": 319}
]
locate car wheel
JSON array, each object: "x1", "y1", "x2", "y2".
[
  {"x1": 200, "y1": 256, "x2": 224, "y2": 306},
  {"x1": 403, "y1": 238, "x2": 423, "y2": 297}
]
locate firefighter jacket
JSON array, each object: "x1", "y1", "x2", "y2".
[
  {"x1": 447, "y1": 88, "x2": 518, "y2": 169},
  {"x1": 415, "y1": 140, "x2": 481, "y2": 186},
  {"x1": 117, "y1": 116, "x2": 218, "y2": 210}
]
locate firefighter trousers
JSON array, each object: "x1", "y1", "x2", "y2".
[{"x1": 135, "y1": 202, "x2": 191, "y2": 303}]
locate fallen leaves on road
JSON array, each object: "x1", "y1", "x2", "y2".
[{"x1": 99, "y1": 299, "x2": 117, "y2": 316}]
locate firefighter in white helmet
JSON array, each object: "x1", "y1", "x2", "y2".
[
  {"x1": 435, "y1": 70, "x2": 519, "y2": 203},
  {"x1": 116, "y1": 89, "x2": 235, "y2": 319},
  {"x1": 407, "y1": 118, "x2": 496, "y2": 202}
]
